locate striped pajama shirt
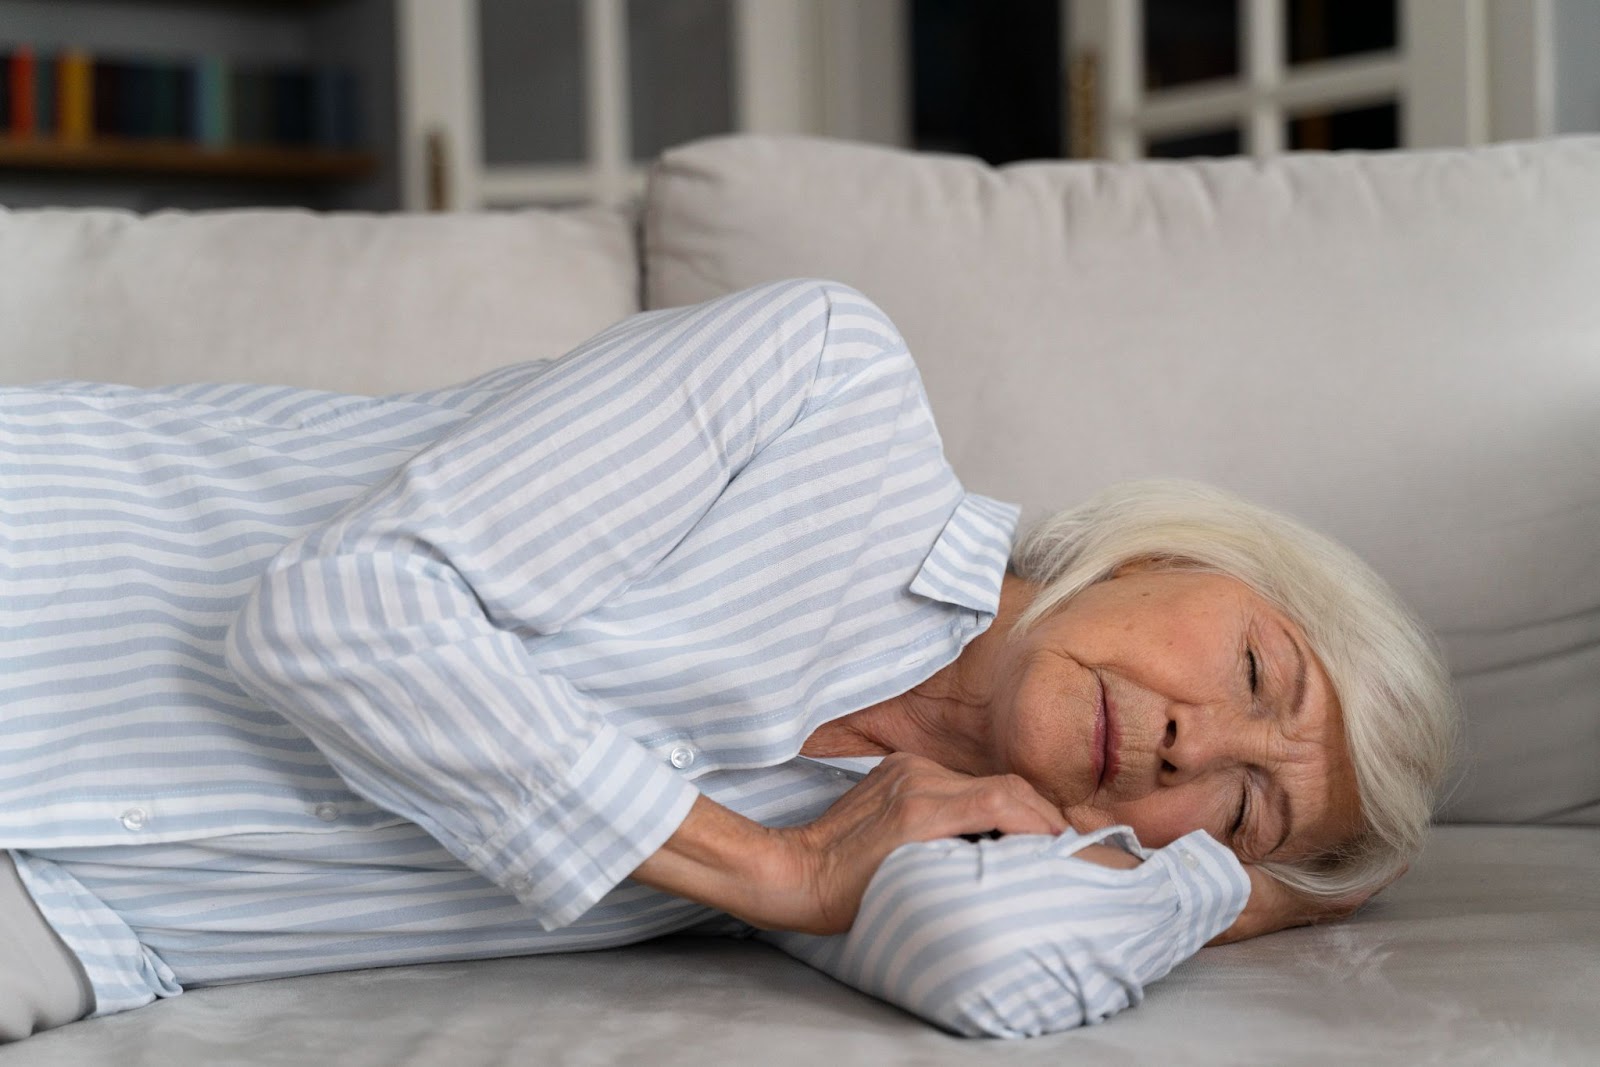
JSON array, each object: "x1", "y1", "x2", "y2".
[{"x1": 2, "y1": 278, "x2": 1247, "y2": 1038}]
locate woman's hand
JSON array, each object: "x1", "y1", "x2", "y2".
[
  {"x1": 765, "y1": 752, "x2": 1074, "y2": 934},
  {"x1": 635, "y1": 752, "x2": 1080, "y2": 936},
  {"x1": 1207, "y1": 862, "x2": 1405, "y2": 945}
]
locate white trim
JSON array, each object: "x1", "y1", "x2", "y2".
[
  {"x1": 1276, "y1": 54, "x2": 1406, "y2": 110},
  {"x1": 1244, "y1": 0, "x2": 1284, "y2": 157},
  {"x1": 395, "y1": 0, "x2": 480, "y2": 211},
  {"x1": 1106, "y1": 0, "x2": 1142, "y2": 160},
  {"x1": 1069, "y1": 1, "x2": 1142, "y2": 160},
  {"x1": 1403, "y1": 0, "x2": 1489, "y2": 146},
  {"x1": 479, "y1": 164, "x2": 649, "y2": 208},
  {"x1": 1136, "y1": 53, "x2": 1405, "y2": 136},
  {"x1": 732, "y1": 0, "x2": 824, "y2": 135},
  {"x1": 1486, "y1": 0, "x2": 1554, "y2": 139},
  {"x1": 819, "y1": 0, "x2": 909, "y2": 145},
  {"x1": 583, "y1": 0, "x2": 632, "y2": 208}
]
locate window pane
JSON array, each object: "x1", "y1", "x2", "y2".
[
  {"x1": 1286, "y1": 0, "x2": 1397, "y2": 65},
  {"x1": 1146, "y1": 127, "x2": 1242, "y2": 158},
  {"x1": 628, "y1": 0, "x2": 734, "y2": 161},
  {"x1": 1286, "y1": 101, "x2": 1399, "y2": 150},
  {"x1": 911, "y1": 0, "x2": 1061, "y2": 165},
  {"x1": 479, "y1": 0, "x2": 585, "y2": 164},
  {"x1": 1145, "y1": 0, "x2": 1238, "y2": 90}
]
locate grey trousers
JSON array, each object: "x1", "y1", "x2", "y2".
[{"x1": 1, "y1": 850, "x2": 94, "y2": 1043}]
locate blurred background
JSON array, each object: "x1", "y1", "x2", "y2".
[{"x1": 0, "y1": 0, "x2": 1595, "y2": 214}]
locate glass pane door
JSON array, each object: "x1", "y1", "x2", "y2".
[
  {"x1": 479, "y1": 0, "x2": 586, "y2": 167},
  {"x1": 1282, "y1": 0, "x2": 1399, "y2": 151},
  {"x1": 472, "y1": 0, "x2": 735, "y2": 208},
  {"x1": 1070, "y1": 0, "x2": 1475, "y2": 161},
  {"x1": 626, "y1": 0, "x2": 734, "y2": 161}
]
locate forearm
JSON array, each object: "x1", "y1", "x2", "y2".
[
  {"x1": 630, "y1": 799, "x2": 1138, "y2": 929},
  {"x1": 630, "y1": 794, "x2": 800, "y2": 929},
  {"x1": 632, "y1": 752, "x2": 1080, "y2": 936}
]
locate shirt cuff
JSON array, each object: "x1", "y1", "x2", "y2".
[
  {"x1": 1142, "y1": 829, "x2": 1252, "y2": 967},
  {"x1": 463, "y1": 721, "x2": 700, "y2": 930}
]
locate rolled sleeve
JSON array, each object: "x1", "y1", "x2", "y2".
[
  {"x1": 759, "y1": 827, "x2": 1251, "y2": 1038},
  {"x1": 1139, "y1": 829, "x2": 1253, "y2": 971},
  {"x1": 466, "y1": 722, "x2": 699, "y2": 928}
]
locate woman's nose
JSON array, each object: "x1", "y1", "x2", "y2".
[{"x1": 1158, "y1": 701, "x2": 1246, "y2": 781}]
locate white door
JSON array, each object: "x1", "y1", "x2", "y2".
[
  {"x1": 1067, "y1": 0, "x2": 1556, "y2": 160},
  {"x1": 395, "y1": 0, "x2": 909, "y2": 212}
]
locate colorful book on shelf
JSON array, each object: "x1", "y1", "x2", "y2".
[
  {"x1": 7, "y1": 45, "x2": 36, "y2": 136},
  {"x1": 3, "y1": 43, "x2": 362, "y2": 152},
  {"x1": 194, "y1": 56, "x2": 229, "y2": 148},
  {"x1": 59, "y1": 49, "x2": 94, "y2": 143}
]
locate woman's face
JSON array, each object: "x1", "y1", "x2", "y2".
[{"x1": 990, "y1": 565, "x2": 1363, "y2": 863}]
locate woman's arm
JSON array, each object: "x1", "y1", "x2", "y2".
[
  {"x1": 633, "y1": 753, "x2": 1077, "y2": 934},
  {"x1": 757, "y1": 826, "x2": 1250, "y2": 1038}
]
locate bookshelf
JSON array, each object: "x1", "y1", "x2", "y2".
[
  {"x1": 0, "y1": 0, "x2": 392, "y2": 209},
  {"x1": 0, "y1": 138, "x2": 374, "y2": 181}
]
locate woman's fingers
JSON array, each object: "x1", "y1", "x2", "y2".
[
  {"x1": 869, "y1": 753, "x2": 1068, "y2": 839},
  {"x1": 959, "y1": 773, "x2": 1070, "y2": 836},
  {"x1": 769, "y1": 754, "x2": 1076, "y2": 934}
]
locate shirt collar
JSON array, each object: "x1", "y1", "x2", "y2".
[{"x1": 908, "y1": 491, "x2": 1022, "y2": 618}]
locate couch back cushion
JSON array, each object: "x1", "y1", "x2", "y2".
[
  {"x1": 0, "y1": 204, "x2": 640, "y2": 394},
  {"x1": 644, "y1": 133, "x2": 1600, "y2": 826}
]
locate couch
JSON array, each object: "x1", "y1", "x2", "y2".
[{"x1": 1, "y1": 133, "x2": 1596, "y2": 1066}]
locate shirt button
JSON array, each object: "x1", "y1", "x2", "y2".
[
  {"x1": 1180, "y1": 849, "x2": 1200, "y2": 870},
  {"x1": 119, "y1": 807, "x2": 148, "y2": 831},
  {"x1": 668, "y1": 745, "x2": 696, "y2": 770},
  {"x1": 314, "y1": 802, "x2": 340, "y2": 822},
  {"x1": 509, "y1": 875, "x2": 534, "y2": 894}
]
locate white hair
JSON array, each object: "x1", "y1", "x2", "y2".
[{"x1": 1008, "y1": 479, "x2": 1459, "y2": 901}]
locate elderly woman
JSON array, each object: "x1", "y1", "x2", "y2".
[{"x1": 1, "y1": 279, "x2": 1456, "y2": 1042}]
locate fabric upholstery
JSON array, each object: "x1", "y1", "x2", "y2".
[
  {"x1": 9, "y1": 827, "x2": 1596, "y2": 1066},
  {"x1": 643, "y1": 133, "x2": 1600, "y2": 827},
  {"x1": 0, "y1": 852, "x2": 92, "y2": 1043},
  {"x1": 0, "y1": 204, "x2": 640, "y2": 394}
]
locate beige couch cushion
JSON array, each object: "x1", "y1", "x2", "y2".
[
  {"x1": 644, "y1": 134, "x2": 1600, "y2": 826},
  {"x1": 0, "y1": 205, "x2": 640, "y2": 395}
]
